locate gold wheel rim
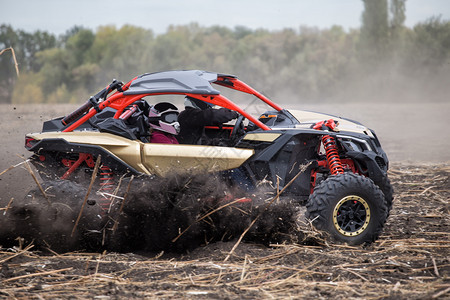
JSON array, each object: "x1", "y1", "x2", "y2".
[{"x1": 333, "y1": 195, "x2": 370, "y2": 237}]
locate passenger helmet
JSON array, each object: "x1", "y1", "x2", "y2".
[{"x1": 148, "y1": 102, "x2": 180, "y2": 135}]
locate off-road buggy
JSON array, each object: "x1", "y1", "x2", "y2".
[{"x1": 25, "y1": 70, "x2": 393, "y2": 245}]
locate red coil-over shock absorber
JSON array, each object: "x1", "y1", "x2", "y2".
[
  {"x1": 322, "y1": 135, "x2": 344, "y2": 175},
  {"x1": 97, "y1": 165, "x2": 115, "y2": 213},
  {"x1": 312, "y1": 119, "x2": 344, "y2": 176}
]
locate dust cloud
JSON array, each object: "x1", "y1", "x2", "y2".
[{"x1": 0, "y1": 173, "x2": 298, "y2": 253}]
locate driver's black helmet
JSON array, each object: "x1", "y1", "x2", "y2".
[{"x1": 184, "y1": 96, "x2": 213, "y2": 110}]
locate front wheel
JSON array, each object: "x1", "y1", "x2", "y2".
[{"x1": 305, "y1": 172, "x2": 388, "y2": 245}]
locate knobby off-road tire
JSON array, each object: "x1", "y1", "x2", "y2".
[
  {"x1": 378, "y1": 175, "x2": 394, "y2": 216},
  {"x1": 306, "y1": 172, "x2": 388, "y2": 245}
]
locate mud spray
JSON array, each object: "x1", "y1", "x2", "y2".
[{"x1": 0, "y1": 173, "x2": 302, "y2": 253}]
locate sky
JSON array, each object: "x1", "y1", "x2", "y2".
[{"x1": 1, "y1": 0, "x2": 449, "y2": 35}]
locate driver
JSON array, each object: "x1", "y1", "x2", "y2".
[{"x1": 177, "y1": 96, "x2": 238, "y2": 144}]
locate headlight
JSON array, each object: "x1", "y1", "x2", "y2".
[{"x1": 337, "y1": 135, "x2": 373, "y2": 152}]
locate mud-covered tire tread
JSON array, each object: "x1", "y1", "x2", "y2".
[{"x1": 306, "y1": 172, "x2": 388, "y2": 245}]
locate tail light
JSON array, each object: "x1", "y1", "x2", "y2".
[{"x1": 25, "y1": 136, "x2": 38, "y2": 149}]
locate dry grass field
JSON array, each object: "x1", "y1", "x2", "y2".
[{"x1": 0, "y1": 103, "x2": 448, "y2": 299}]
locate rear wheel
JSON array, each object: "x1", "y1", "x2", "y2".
[
  {"x1": 10, "y1": 180, "x2": 104, "y2": 252},
  {"x1": 306, "y1": 172, "x2": 388, "y2": 245}
]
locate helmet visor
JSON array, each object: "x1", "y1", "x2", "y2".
[{"x1": 161, "y1": 111, "x2": 178, "y2": 123}]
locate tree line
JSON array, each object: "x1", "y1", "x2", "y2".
[{"x1": 1, "y1": 0, "x2": 449, "y2": 104}]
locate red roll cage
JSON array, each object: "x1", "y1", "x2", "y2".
[{"x1": 62, "y1": 73, "x2": 283, "y2": 133}]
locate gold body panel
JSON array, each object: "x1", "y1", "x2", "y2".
[
  {"x1": 29, "y1": 131, "x2": 254, "y2": 176},
  {"x1": 242, "y1": 132, "x2": 281, "y2": 142},
  {"x1": 142, "y1": 144, "x2": 254, "y2": 176}
]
